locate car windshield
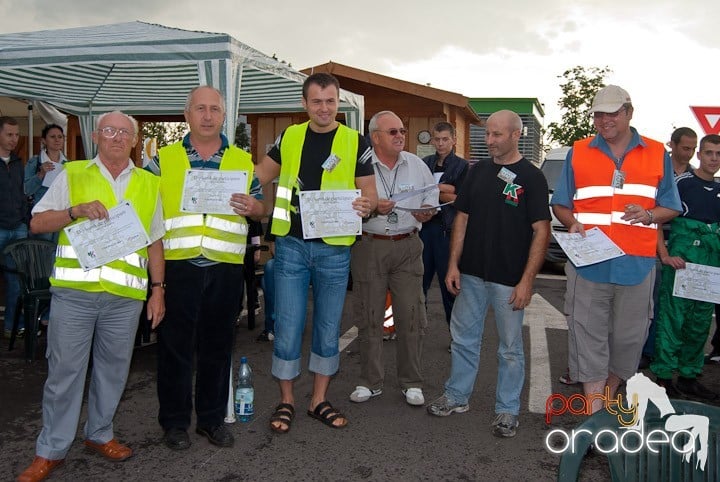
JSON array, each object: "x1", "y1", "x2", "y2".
[{"x1": 541, "y1": 159, "x2": 564, "y2": 193}]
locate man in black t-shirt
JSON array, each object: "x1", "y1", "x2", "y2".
[
  {"x1": 427, "y1": 110, "x2": 550, "y2": 439},
  {"x1": 254, "y1": 73, "x2": 377, "y2": 433}
]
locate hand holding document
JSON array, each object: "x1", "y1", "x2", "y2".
[
  {"x1": 41, "y1": 161, "x2": 64, "y2": 188},
  {"x1": 64, "y1": 201, "x2": 151, "y2": 271},
  {"x1": 672, "y1": 262, "x2": 720, "y2": 304},
  {"x1": 180, "y1": 169, "x2": 248, "y2": 215},
  {"x1": 299, "y1": 189, "x2": 362, "y2": 239},
  {"x1": 552, "y1": 226, "x2": 625, "y2": 267}
]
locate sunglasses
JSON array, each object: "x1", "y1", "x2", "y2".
[{"x1": 377, "y1": 128, "x2": 407, "y2": 136}]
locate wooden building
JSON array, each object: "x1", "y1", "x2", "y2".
[{"x1": 245, "y1": 61, "x2": 480, "y2": 161}]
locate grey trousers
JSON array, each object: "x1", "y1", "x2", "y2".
[
  {"x1": 350, "y1": 233, "x2": 427, "y2": 390},
  {"x1": 36, "y1": 287, "x2": 142, "y2": 459}
]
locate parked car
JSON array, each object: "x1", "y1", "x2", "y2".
[{"x1": 541, "y1": 147, "x2": 570, "y2": 263}]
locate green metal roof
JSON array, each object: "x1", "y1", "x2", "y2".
[{"x1": 469, "y1": 98, "x2": 545, "y2": 118}]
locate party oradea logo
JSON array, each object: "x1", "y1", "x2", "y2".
[{"x1": 544, "y1": 372, "x2": 710, "y2": 471}]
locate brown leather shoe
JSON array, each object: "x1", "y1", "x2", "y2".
[
  {"x1": 16, "y1": 456, "x2": 64, "y2": 482},
  {"x1": 83, "y1": 438, "x2": 133, "y2": 462}
]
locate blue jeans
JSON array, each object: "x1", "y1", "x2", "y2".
[
  {"x1": 272, "y1": 236, "x2": 351, "y2": 379},
  {"x1": 445, "y1": 274, "x2": 525, "y2": 415},
  {"x1": 0, "y1": 224, "x2": 28, "y2": 332},
  {"x1": 420, "y1": 221, "x2": 454, "y2": 324},
  {"x1": 261, "y1": 257, "x2": 275, "y2": 333}
]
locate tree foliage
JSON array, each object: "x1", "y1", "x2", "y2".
[
  {"x1": 142, "y1": 122, "x2": 188, "y2": 147},
  {"x1": 234, "y1": 122, "x2": 250, "y2": 150},
  {"x1": 546, "y1": 66, "x2": 612, "y2": 147}
]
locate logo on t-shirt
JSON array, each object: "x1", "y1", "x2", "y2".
[{"x1": 503, "y1": 182, "x2": 523, "y2": 206}]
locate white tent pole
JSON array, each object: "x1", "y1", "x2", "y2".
[{"x1": 27, "y1": 103, "x2": 33, "y2": 159}]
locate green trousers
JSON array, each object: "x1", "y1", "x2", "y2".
[{"x1": 650, "y1": 218, "x2": 720, "y2": 379}]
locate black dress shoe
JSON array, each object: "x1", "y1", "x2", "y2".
[
  {"x1": 196, "y1": 424, "x2": 234, "y2": 447},
  {"x1": 676, "y1": 377, "x2": 718, "y2": 401},
  {"x1": 164, "y1": 428, "x2": 191, "y2": 450},
  {"x1": 655, "y1": 378, "x2": 681, "y2": 398}
]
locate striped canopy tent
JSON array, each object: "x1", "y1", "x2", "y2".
[{"x1": 0, "y1": 21, "x2": 364, "y2": 156}]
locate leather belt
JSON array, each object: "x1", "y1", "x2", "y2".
[{"x1": 363, "y1": 229, "x2": 417, "y2": 241}]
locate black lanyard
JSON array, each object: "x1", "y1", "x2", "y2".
[{"x1": 375, "y1": 163, "x2": 399, "y2": 198}]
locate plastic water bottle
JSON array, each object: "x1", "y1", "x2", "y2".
[{"x1": 234, "y1": 356, "x2": 254, "y2": 422}]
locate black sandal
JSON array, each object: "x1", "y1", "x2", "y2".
[
  {"x1": 270, "y1": 403, "x2": 295, "y2": 434},
  {"x1": 307, "y1": 401, "x2": 348, "y2": 429}
]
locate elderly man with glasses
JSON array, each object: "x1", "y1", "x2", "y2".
[
  {"x1": 349, "y1": 110, "x2": 438, "y2": 408},
  {"x1": 17, "y1": 111, "x2": 166, "y2": 482},
  {"x1": 550, "y1": 85, "x2": 681, "y2": 417}
]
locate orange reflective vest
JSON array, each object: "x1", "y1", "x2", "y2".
[{"x1": 571, "y1": 137, "x2": 665, "y2": 257}]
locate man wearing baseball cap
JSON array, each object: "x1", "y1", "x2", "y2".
[{"x1": 550, "y1": 85, "x2": 681, "y2": 415}]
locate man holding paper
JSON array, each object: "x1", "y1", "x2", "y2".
[
  {"x1": 651, "y1": 134, "x2": 720, "y2": 400},
  {"x1": 149, "y1": 86, "x2": 261, "y2": 450},
  {"x1": 551, "y1": 85, "x2": 681, "y2": 415},
  {"x1": 350, "y1": 110, "x2": 437, "y2": 408},
  {"x1": 18, "y1": 111, "x2": 165, "y2": 482},
  {"x1": 253, "y1": 73, "x2": 377, "y2": 433}
]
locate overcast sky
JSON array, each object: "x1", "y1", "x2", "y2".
[{"x1": 5, "y1": 0, "x2": 720, "y2": 144}]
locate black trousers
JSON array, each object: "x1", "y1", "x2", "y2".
[{"x1": 157, "y1": 260, "x2": 244, "y2": 430}]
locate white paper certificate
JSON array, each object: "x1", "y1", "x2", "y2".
[
  {"x1": 390, "y1": 184, "x2": 439, "y2": 202},
  {"x1": 41, "y1": 161, "x2": 64, "y2": 188},
  {"x1": 672, "y1": 262, "x2": 720, "y2": 304},
  {"x1": 552, "y1": 227, "x2": 625, "y2": 267},
  {"x1": 180, "y1": 169, "x2": 248, "y2": 215},
  {"x1": 64, "y1": 201, "x2": 151, "y2": 271},
  {"x1": 298, "y1": 189, "x2": 361, "y2": 239}
]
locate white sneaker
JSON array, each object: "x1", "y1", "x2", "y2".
[
  {"x1": 350, "y1": 386, "x2": 382, "y2": 403},
  {"x1": 402, "y1": 388, "x2": 425, "y2": 406}
]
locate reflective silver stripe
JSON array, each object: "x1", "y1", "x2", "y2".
[
  {"x1": 575, "y1": 212, "x2": 656, "y2": 229},
  {"x1": 165, "y1": 215, "x2": 204, "y2": 231},
  {"x1": 206, "y1": 215, "x2": 247, "y2": 235},
  {"x1": 123, "y1": 252, "x2": 148, "y2": 269},
  {"x1": 575, "y1": 186, "x2": 614, "y2": 200},
  {"x1": 202, "y1": 237, "x2": 246, "y2": 255},
  {"x1": 276, "y1": 186, "x2": 292, "y2": 201},
  {"x1": 100, "y1": 266, "x2": 147, "y2": 291},
  {"x1": 273, "y1": 206, "x2": 290, "y2": 222},
  {"x1": 163, "y1": 236, "x2": 203, "y2": 250},
  {"x1": 56, "y1": 244, "x2": 78, "y2": 259},
  {"x1": 575, "y1": 184, "x2": 656, "y2": 201},
  {"x1": 56, "y1": 245, "x2": 146, "y2": 268},
  {"x1": 53, "y1": 266, "x2": 101, "y2": 282},
  {"x1": 575, "y1": 212, "x2": 611, "y2": 225},
  {"x1": 615, "y1": 183, "x2": 657, "y2": 199}
]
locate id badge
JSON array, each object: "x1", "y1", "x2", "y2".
[
  {"x1": 322, "y1": 153, "x2": 340, "y2": 172},
  {"x1": 387, "y1": 211, "x2": 399, "y2": 224},
  {"x1": 497, "y1": 167, "x2": 517, "y2": 184},
  {"x1": 612, "y1": 169, "x2": 625, "y2": 189}
]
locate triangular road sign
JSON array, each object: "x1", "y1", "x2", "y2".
[{"x1": 690, "y1": 106, "x2": 720, "y2": 135}]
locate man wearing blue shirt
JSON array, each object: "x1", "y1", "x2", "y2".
[{"x1": 551, "y1": 85, "x2": 681, "y2": 414}]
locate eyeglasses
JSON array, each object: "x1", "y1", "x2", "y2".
[
  {"x1": 376, "y1": 128, "x2": 407, "y2": 136},
  {"x1": 592, "y1": 109, "x2": 625, "y2": 120},
  {"x1": 97, "y1": 126, "x2": 134, "y2": 139}
]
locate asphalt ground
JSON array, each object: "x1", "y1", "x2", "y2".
[{"x1": 1, "y1": 263, "x2": 719, "y2": 481}]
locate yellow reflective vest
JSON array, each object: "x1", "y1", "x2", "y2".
[
  {"x1": 272, "y1": 122, "x2": 358, "y2": 246},
  {"x1": 159, "y1": 142, "x2": 253, "y2": 264},
  {"x1": 51, "y1": 161, "x2": 159, "y2": 301}
]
